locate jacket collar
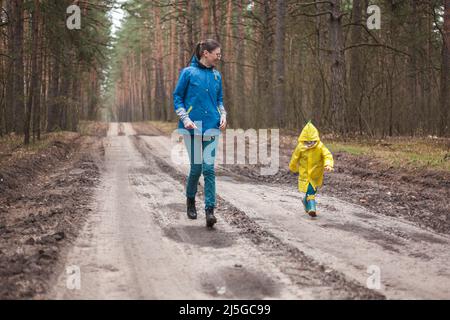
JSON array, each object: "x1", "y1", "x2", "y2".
[{"x1": 190, "y1": 55, "x2": 214, "y2": 70}]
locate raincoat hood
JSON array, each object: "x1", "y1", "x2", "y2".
[
  {"x1": 298, "y1": 121, "x2": 320, "y2": 143},
  {"x1": 289, "y1": 121, "x2": 334, "y2": 192}
]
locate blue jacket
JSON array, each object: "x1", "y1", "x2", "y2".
[{"x1": 173, "y1": 55, "x2": 224, "y2": 135}]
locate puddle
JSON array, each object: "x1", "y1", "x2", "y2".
[
  {"x1": 163, "y1": 225, "x2": 235, "y2": 248},
  {"x1": 200, "y1": 266, "x2": 280, "y2": 299}
]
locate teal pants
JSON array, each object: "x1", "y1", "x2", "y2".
[
  {"x1": 303, "y1": 183, "x2": 317, "y2": 212},
  {"x1": 183, "y1": 135, "x2": 219, "y2": 209}
]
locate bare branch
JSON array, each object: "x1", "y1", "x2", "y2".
[
  {"x1": 291, "y1": 11, "x2": 333, "y2": 18},
  {"x1": 293, "y1": 1, "x2": 333, "y2": 7},
  {"x1": 344, "y1": 43, "x2": 410, "y2": 57}
]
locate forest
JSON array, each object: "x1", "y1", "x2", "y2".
[
  {"x1": 1, "y1": 1, "x2": 450, "y2": 301},
  {"x1": 0, "y1": 0, "x2": 449, "y2": 139}
]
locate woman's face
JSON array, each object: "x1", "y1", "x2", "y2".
[{"x1": 202, "y1": 47, "x2": 221, "y2": 67}]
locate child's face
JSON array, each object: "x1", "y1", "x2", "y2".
[{"x1": 304, "y1": 141, "x2": 316, "y2": 148}]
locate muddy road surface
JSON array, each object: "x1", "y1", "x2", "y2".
[
  {"x1": 0, "y1": 132, "x2": 104, "y2": 299},
  {"x1": 8, "y1": 122, "x2": 445, "y2": 299}
]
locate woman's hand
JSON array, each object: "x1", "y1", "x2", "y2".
[
  {"x1": 324, "y1": 165, "x2": 334, "y2": 172},
  {"x1": 184, "y1": 119, "x2": 197, "y2": 129},
  {"x1": 219, "y1": 116, "x2": 227, "y2": 130}
]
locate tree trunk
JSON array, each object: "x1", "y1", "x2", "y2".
[
  {"x1": 273, "y1": 0, "x2": 286, "y2": 127},
  {"x1": 348, "y1": 0, "x2": 363, "y2": 134},
  {"x1": 235, "y1": 0, "x2": 247, "y2": 128},
  {"x1": 256, "y1": 0, "x2": 273, "y2": 128},
  {"x1": 440, "y1": 0, "x2": 450, "y2": 136},
  {"x1": 33, "y1": 7, "x2": 43, "y2": 142},
  {"x1": 187, "y1": 0, "x2": 194, "y2": 49},
  {"x1": 223, "y1": 0, "x2": 234, "y2": 125},
  {"x1": 5, "y1": 0, "x2": 14, "y2": 134},
  {"x1": 153, "y1": 5, "x2": 167, "y2": 121},
  {"x1": 0, "y1": 0, "x2": 3, "y2": 136},
  {"x1": 212, "y1": 0, "x2": 221, "y2": 43},
  {"x1": 71, "y1": 64, "x2": 81, "y2": 132},
  {"x1": 312, "y1": 1, "x2": 327, "y2": 127},
  {"x1": 408, "y1": 0, "x2": 419, "y2": 135},
  {"x1": 59, "y1": 55, "x2": 71, "y2": 130},
  {"x1": 40, "y1": 32, "x2": 48, "y2": 137},
  {"x1": 329, "y1": 0, "x2": 345, "y2": 134},
  {"x1": 47, "y1": 49, "x2": 60, "y2": 131},
  {"x1": 201, "y1": 0, "x2": 209, "y2": 39},
  {"x1": 25, "y1": 0, "x2": 40, "y2": 144},
  {"x1": 13, "y1": 0, "x2": 24, "y2": 134},
  {"x1": 88, "y1": 69, "x2": 98, "y2": 121},
  {"x1": 177, "y1": 0, "x2": 186, "y2": 68}
]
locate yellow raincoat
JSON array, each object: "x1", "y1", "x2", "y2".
[{"x1": 289, "y1": 122, "x2": 334, "y2": 192}]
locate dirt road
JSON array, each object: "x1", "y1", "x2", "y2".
[{"x1": 47, "y1": 123, "x2": 450, "y2": 299}]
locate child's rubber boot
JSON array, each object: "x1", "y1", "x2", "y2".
[
  {"x1": 302, "y1": 196, "x2": 308, "y2": 213},
  {"x1": 306, "y1": 195, "x2": 317, "y2": 218}
]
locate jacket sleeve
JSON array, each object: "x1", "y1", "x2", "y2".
[
  {"x1": 289, "y1": 144, "x2": 301, "y2": 173},
  {"x1": 173, "y1": 68, "x2": 189, "y2": 111},
  {"x1": 217, "y1": 74, "x2": 224, "y2": 108},
  {"x1": 217, "y1": 73, "x2": 227, "y2": 119},
  {"x1": 321, "y1": 144, "x2": 334, "y2": 168}
]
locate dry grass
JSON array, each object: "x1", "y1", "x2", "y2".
[
  {"x1": 326, "y1": 137, "x2": 450, "y2": 172},
  {"x1": 145, "y1": 120, "x2": 178, "y2": 135},
  {"x1": 78, "y1": 120, "x2": 109, "y2": 136},
  {"x1": 276, "y1": 130, "x2": 450, "y2": 172},
  {"x1": 0, "y1": 132, "x2": 79, "y2": 168}
]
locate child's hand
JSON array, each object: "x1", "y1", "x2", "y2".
[{"x1": 325, "y1": 165, "x2": 334, "y2": 172}]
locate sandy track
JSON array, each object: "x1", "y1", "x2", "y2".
[
  {"x1": 48, "y1": 123, "x2": 322, "y2": 299},
  {"x1": 48, "y1": 122, "x2": 450, "y2": 299},
  {"x1": 137, "y1": 126, "x2": 450, "y2": 299}
]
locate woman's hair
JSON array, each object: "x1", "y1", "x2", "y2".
[{"x1": 188, "y1": 39, "x2": 221, "y2": 65}]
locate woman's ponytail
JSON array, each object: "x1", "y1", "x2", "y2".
[
  {"x1": 186, "y1": 39, "x2": 220, "y2": 67},
  {"x1": 195, "y1": 41, "x2": 204, "y2": 60}
]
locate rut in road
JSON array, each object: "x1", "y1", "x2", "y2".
[
  {"x1": 48, "y1": 123, "x2": 379, "y2": 299},
  {"x1": 136, "y1": 123, "x2": 450, "y2": 299}
]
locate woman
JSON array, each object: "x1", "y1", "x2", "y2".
[{"x1": 173, "y1": 39, "x2": 227, "y2": 228}]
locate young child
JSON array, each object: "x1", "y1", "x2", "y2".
[{"x1": 289, "y1": 121, "x2": 334, "y2": 218}]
